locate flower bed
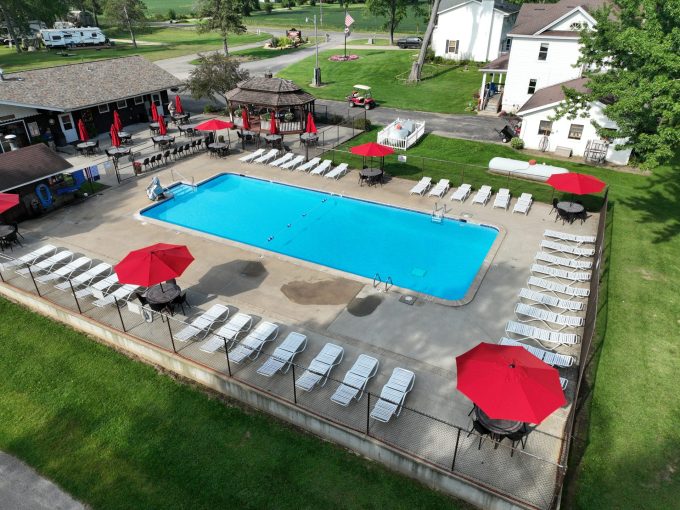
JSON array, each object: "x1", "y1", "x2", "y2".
[{"x1": 328, "y1": 54, "x2": 359, "y2": 61}]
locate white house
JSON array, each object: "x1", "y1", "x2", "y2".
[{"x1": 431, "y1": 0, "x2": 519, "y2": 62}]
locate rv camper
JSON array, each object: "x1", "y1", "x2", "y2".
[{"x1": 40, "y1": 27, "x2": 107, "y2": 48}]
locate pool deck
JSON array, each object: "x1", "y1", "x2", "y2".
[{"x1": 9, "y1": 148, "x2": 597, "y2": 505}]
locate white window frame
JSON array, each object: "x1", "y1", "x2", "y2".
[
  {"x1": 538, "y1": 43, "x2": 549, "y2": 61},
  {"x1": 116, "y1": 99, "x2": 127, "y2": 109},
  {"x1": 568, "y1": 123, "x2": 584, "y2": 140},
  {"x1": 446, "y1": 39, "x2": 459, "y2": 54},
  {"x1": 134, "y1": 96, "x2": 144, "y2": 105},
  {"x1": 538, "y1": 120, "x2": 553, "y2": 136},
  {"x1": 527, "y1": 79, "x2": 538, "y2": 94},
  {"x1": 98, "y1": 103, "x2": 110, "y2": 114}
]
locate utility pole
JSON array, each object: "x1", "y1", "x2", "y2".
[
  {"x1": 343, "y1": 8, "x2": 347, "y2": 59},
  {"x1": 313, "y1": 15, "x2": 321, "y2": 86},
  {"x1": 320, "y1": 0, "x2": 323, "y2": 25}
]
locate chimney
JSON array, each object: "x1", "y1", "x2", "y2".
[{"x1": 264, "y1": 69, "x2": 273, "y2": 79}]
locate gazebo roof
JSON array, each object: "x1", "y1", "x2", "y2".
[{"x1": 226, "y1": 77, "x2": 315, "y2": 107}]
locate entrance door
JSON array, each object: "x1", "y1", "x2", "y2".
[
  {"x1": 151, "y1": 93, "x2": 164, "y2": 116},
  {"x1": 58, "y1": 113, "x2": 78, "y2": 143}
]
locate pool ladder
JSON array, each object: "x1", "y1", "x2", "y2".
[
  {"x1": 431, "y1": 202, "x2": 448, "y2": 223},
  {"x1": 170, "y1": 168, "x2": 196, "y2": 190},
  {"x1": 373, "y1": 273, "x2": 393, "y2": 292}
]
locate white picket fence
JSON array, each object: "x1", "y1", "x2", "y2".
[{"x1": 377, "y1": 119, "x2": 425, "y2": 150}]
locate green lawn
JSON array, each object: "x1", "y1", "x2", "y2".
[
  {"x1": 278, "y1": 50, "x2": 481, "y2": 114},
  {"x1": 0, "y1": 297, "x2": 466, "y2": 510},
  {"x1": 352, "y1": 38, "x2": 393, "y2": 46},
  {"x1": 0, "y1": 28, "x2": 270, "y2": 73},
  {"x1": 190, "y1": 42, "x2": 312, "y2": 64}
]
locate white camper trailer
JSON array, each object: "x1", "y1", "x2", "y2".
[{"x1": 40, "y1": 27, "x2": 107, "y2": 48}]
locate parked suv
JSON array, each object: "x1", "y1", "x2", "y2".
[{"x1": 397, "y1": 36, "x2": 422, "y2": 49}]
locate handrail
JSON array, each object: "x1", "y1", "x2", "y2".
[
  {"x1": 373, "y1": 273, "x2": 382, "y2": 288},
  {"x1": 170, "y1": 168, "x2": 196, "y2": 189},
  {"x1": 384, "y1": 277, "x2": 393, "y2": 292}
]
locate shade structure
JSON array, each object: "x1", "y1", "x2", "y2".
[
  {"x1": 350, "y1": 142, "x2": 394, "y2": 157},
  {"x1": 150, "y1": 102, "x2": 159, "y2": 122},
  {"x1": 241, "y1": 109, "x2": 250, "y2": 130},
  {"x1": 456, "y1": 342, "x2": 566, "y2": 424},
  {"x1": 77, "y1": 119, "x2": 88, "y2": 142},
  {"x1": 306, "y1": 112, "x2": 317, "y2": 134},
  {"x1": 195, "y1": 119, "x2": 235, "y2": 131},
  {"x1": 0, "y1": 193, "x2": 20, "y2": 213},
  {"x1": 114, "y1": 243, "x2": 194, "y2": 287},
  {"x1": 175, "y1": 95, "x2": 184, "y2": 114},
  {"x1": 546, "y1": 173, "x2": 606, "y2": 195},
  {"x1": 269, "y1": 115, "x2": 278, "y2": 135},
  {"x1": 113, "y1": 110, "x2": 123, "y2": 132},
  {"x1": 110, "y1": 124, "x2": 121, "y2": 148},
  {"x1": 158, "y1": 115, "x2": 167, "y2": 136}
]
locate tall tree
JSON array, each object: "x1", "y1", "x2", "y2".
[
  {"x1": 0, "y1": 0, "x2": 69, "y2": 53},
  {"x1": 184, "y1": 53, "x2": 249, "y2": 106},
  {"x1": 407, "y1": 0, "x2": 440, "y2": 82},
  {"x1": 365, "y1": 0, "x2": 422, "y2": 45},
  {"x1": 103, "y1": 0, "x2": 147, "y2": 48},
  {"x1": 195, "y1": 0, "x2": 246, "y2": 56},
  {"x1": 554, "y1": 0, "x2": 680, "y2": 169}
]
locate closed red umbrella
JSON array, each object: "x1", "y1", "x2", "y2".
[
  {"x1": 0, "y1": 193, "x2": 20, "y2": 214},
  {"x1": 150, "y1": 102, "x2": 159, "y2": 122},
  {"x1": 110, "y1": 124, "x2": 121, "y2": 148},
  {"x1": 77, "y1": 119, "x2": 88, "y2": 142},
  {"x1": 175, "y1": 95, "x2": 184, "y2": 114},
  {"x1": 241, "y1": 109, "x2": 250, "y2": 130},
  {"x1": 546, "y1": 173, "x2": 606, "y2": 195},
  {"x1": 158, "y1": 115, "x2": 167, "y2": 136},
  {"x1": 269, "y1": 115, "x2": 278, "y2": 135},
  {"x1": 306, "y1": 112, "x2": 317, "y2": 134},
  {"x1": 113, "y1": 110, "x2": 123, "y2": 132},
  {"x1": 114, "y1": 243, "x2": 194, "y2": 287},
  {"x1": 456, "y1": 342, "x2": 566, "y2": 424}
]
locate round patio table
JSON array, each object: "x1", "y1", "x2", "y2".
[
  {"x1": 149, "y1": 122, "x2": 159, "y2": 130},
  {"x1": 557, "y1": 201, "x2": 585, "y2": 215},
  {"x1": 146, "y1": 283, "x2": 181, "y2": 306},
  {"x1": 475, "y1": 406, "x2": 525, "y2": 435},
  {"x1": 153, "y1": 135, "x2": 175, "y2": 144},
  {"x1": 264, "y1": 134, "x2": 282, "y2": 142},
  {"x1": 172, "y1": 113, "x2": 189, "y2": 124},
  {"x1": 118, "y1": 130, "x2": 131, "y2": 139},
  {"x1": 76, "y1": 141, "x2": 96, "y2": 150},
  {"x1": 0, "y1": 225, "x2": 14, "y2": 238},
  {"x1": 108, "y1": 147, "x2": 131, "y2": 156},
  {"x1": 359, "y1": 168, "x2": 383, "y2": 186},
  {"x1": 300, "y1": 133, "x2": 318, "y2": 142},
  {"x1": 241, "y1": 130, "x2": 255, "y2": 138}
]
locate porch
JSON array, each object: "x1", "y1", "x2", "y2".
[{"x1": 478, "y1": 54, "x2": 509, "y2": 115}]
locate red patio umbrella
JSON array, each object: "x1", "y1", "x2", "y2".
[
  {"x1": 241, "y1": 109, "x2": 250, "y2": 131},
  {"x1": 195, "y1": 119, "x2": 234, "y2": 143},
  {"x1": 77, "y1": 119, "x2": 88, "y2": 142},
  {"x1": 546, "y1": 173, "x2": 606, "y2": 195},
  {"x1": 114, "y1": 243, "x2": 194, "y2": 287},
  {"x1": 174, "y1": 95, "x2": 184, "y2": 114},
  {"x1": 269, "y1": 115, "x2": 278, "y2": 135},
  {"x1": 110, "y1": 124, "x2": 121, "y2": 148},
  {"x1": 150, "y1": 102, "x2": 159, "y2": 122},
  {"x1": 305, "y1": 112, "x2": 317, "y2": 134},
  {"x1": 456, "y1": 342, "x2": 566, "y2": 424},
  {"x1": 113, "y1": 110, "x2": 123, "y2": 132},
  {"x1": 0, "y1": 193, "x2": 20, "y2": 214},
  {"x1": 158, "y1": 115, "x2": 167, "y2": 136},
  {"x1": 351, "y1": 142, "x2": 394, "y2": 171}
]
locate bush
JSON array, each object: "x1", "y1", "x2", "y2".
[
  {"x1": 353, "y1": 117, "x2": 372, "y2": 131},
  {"x1": 167, "y1": 8, "x2": 177, "y2": 19},
  {"x1": 424, "y1": 48, "x2": 436, "y2": 63},
  {"x1": 510, "y1": 137, "x2": 524, "y2": 150},
  {"x1": 264, "y1": 0, "x2": 273, "y2": 13},
  {"x1": 310, "y1": 0, "x2": 316, "y2": 5},
  {"x1": 203, "y1": 103, "x2": 220, "y2": 113}
]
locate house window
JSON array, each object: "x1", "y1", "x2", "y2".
[
  {"x1": 446, "y1": 40, "x2": 459, "y2": 54},
  {"x1": 538, "y1": 43, "x2": 549, "y2": 61},
  {"x1": 98, "y1": 103, "x2": 109, "y2": 114},
  {"x1": 134, "y1": 96, "x2": 144, "y2": 105},
  {"x1": 568, "y1": 123, "x2": 584, "y2": 140},
  {"x1": 527, "y1": 79, "x2": 537, "y2": 94},
  {"x1": 570, "y1": 22, "x2": 583, "y2": 31},
  {"x1": 503, "y1": 38, "x2": 512, "y2": 52},
  {"x1": 116, "y1": 100, "x2": 127, "y2": 109},
  {"x1": 538, "y1": 120, "x2": 553, "y2": 136}
]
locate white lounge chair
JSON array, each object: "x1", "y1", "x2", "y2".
[
  {"x1": 92, "y1": 284, "x2": 140, "y2": 307},
  {"x1": 428, "y1": 179, "x2": 450, "y2": 198},
  {"x1": 16, "y1": 250, "x2": 73, "y2": 277},
  {"x1": 512, "y1": 193, "x2": 533, "y2": 215},
  {"x1": 535, "y1": 252, "x2": 592, "y2": 270},
  {"x1": 519, "y1": 288, "x2": 584, "y2": 312},
  {"x1": 527, "y1": 276, "x2": 590, "y2": 298},
  {"x1": 238, "y1": 148, "x2": 265, "y2": 163},
  {"x1": 409, "y1": 177, "x2": 431, "y2": 195},
  {"x1": 450, "y1": 183, "x2": 472, "y2": 202},
  {"x1": 270, "y1": 152, "x2": 294, "y2": 168},
  {"x1": 472, "y1": 185, "x2": 492, "y2": 205},
  {"x1": 330, "y1": 354, "x2": 379, "y2": 406},
  {"x1": 256, "y1": 332, "x2": 307, "y2": 377},
  {"x1": 540, "y1": 240, "x2": 595, "y2": 258},
  {"x1": 532, "y1": 264, "x2": 591, "y2": 282},
  {"x1": 506, "y1": 320, "x2": 580, "y2": 346},
  {"x1": 370, "y1": 367, "x2": 415, "y2": 423},
  {"x1": 493, "y1": 188, "x2": 511, "y2": 210},
  {"x1": 310, "y1": 160, "x2": 332, "y2": 176},
  {"x1": 297, "y1": 157, "x2": 321, "y2": 172},
  {"x1": 0, "y1": 244, "x2": 57, "y2": 271},
  {"x1": 515, "y1": 303, "x2": 585, "y2": 329},
  {"x1": 76, "y1": 273, "x2": 119, "y2": 299},
  {"x1": 55, "y1": 262, "x2": 112, "y2": 292},
  {"x1": 174, "y1": 303, "x2": 230, "y2": 342},
  {"x1": 325, "y1": 163, "x2": 349, "y2": 180},
  {"x1": 35, "y1": 256, "x2": 92, "y2": 284},
  {"x1": 544, "y1": 230, "x2": 596, "y2": 245},
  {"x1": 199, "y1": 313, "x2": 253, "y2": 354},
  {"x1": 280, "y1": 154, "x2": 305, "y2": 170},
  {"x1": 228, "y1": 321, "x2": 279, "y2": 364},
  {"x1": 295, "y1": 343, "x2": 344, "y2": 392},
  {"x1": 499, "y1": 337, "x2": 574, "y2": 367},
  {"x1": 254, "y1": 149, "x2": 279, "y2": 164}
]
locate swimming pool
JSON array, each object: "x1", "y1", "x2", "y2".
[{"x1": 141, "y1": 174, "x2": 498, "y2": 301}]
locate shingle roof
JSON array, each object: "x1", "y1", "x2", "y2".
[
  {"x1": 0, "y1": 144, "x2": 73, "y2": 192},
  {"x1": 438, "y1": 0, "x2": 519, "y2": 15},
  {"x1": 226, "y1": 77, "x2": 315, "y2": 108},
  {"x1": 517, "y1": 77, "x2": 589, "y2": 114},
  {"x1": 480, "y1": 53, "x2": 509, "y2": 71},
  {"x1": 509, "y1": 0, "x2": 608, "y2": 36},
  {"x1": 0, "y1": 56, "x2": 183, "y2": 112}
]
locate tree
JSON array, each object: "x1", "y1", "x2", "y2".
[
  {"x1": 554, "y1": 0, "x2": 680, "y2": 169},
  {"x1": 195, "y1": 0, "x2": 246, "y2": 56},
  {"x1": 103, "y1": 0, "x2": 147, "y2": 48},
  {"x1": 365, "y1": 0, "x2": 422, "y2": 45},
  {"x1": 0, "y1": 0, "x2": 69, "y2": 53},
  {"x1": 407, "y1": 0, "x2": 440, "y2": 82},
  {"x1": 184, "y1": 53, "x2": 249, "y2": 106}
]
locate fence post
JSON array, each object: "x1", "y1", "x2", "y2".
[
  {"x1": 166, "y1": 317, "x2": 176, "y2": 353},
  {"x1": 223, "y1": 336, "x2": 232, "y2": 377},
  {"x1": 366, "y1": 392, "x2": 371, "y2": 436},
  {"x1": 0, "y1": 267, "x2": 5, "y2": 282},
  {"x1": 114, "y1": 297, "x2": 126, "y2": 331},
  {"x1": 291, "y1": 364, "x2": 297, "y2": 404},
  {"x1": 451, "y1": 427, "x2": 461, "y2": 472},
  {"x1": 69, "y1": 280, "x2": 82, "y2": 314},
  {"x1": 26, "y1": 265, "x2": 41, "y2": 296}
]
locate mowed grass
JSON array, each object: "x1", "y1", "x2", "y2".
[
  {"x1": 278, "y1": 50, "x2": 481, "y2": 114},
  {"x1": 0, "y1": 27, "x2": 270, "y2": 72},
  {"x1": 0, "y1": 298, "x2": 467, "y2": 510}
]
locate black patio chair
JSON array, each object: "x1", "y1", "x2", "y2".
[
  {"x1": 11, "y1": 223, "x2": 24, "y2": 240},
  {"x1": 506, "y1": 428, "x2": 528, "y2": 457},
  {"x1": 163, "y1": 150, "x2": 171, "y2": 165},
  {"x1": 196, "y1": 138, "x2": 203, "y2": 151},
  {"x1": 171, "y1": 290, "x2": 189, "y2": 315},
  {"x1": 171, "y1": 147, "x2": 178, "y2": 160},
  {"x1": 549, "y1": 198, "x2": 559, "y2": 216},
  {"x1": 177, "y1": 146, "x2": 184, "y2": 158},
  {"x1": 142, "y1": 157, "x2": 150, "y2": 172},
  {"x1": 183, "y1": 143, "x2": 190, "y2": 154},
  {"x1": 467, "y1": 420, "x2": 490, "y2": 450},
  {"x1": 156, "y1": 153, "x2": 163, "y2": 166},
  {"x1": 190, "y1": 140, "x2": 197, "y2": 153}
]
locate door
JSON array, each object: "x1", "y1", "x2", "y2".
[
  {"x1": 151, "y1": 93, "x2": 164, "y2": 116},
  {"x1": 58, "y1": 113, "x2": 78, "y2": 143}
]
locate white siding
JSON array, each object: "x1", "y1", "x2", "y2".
[{"x1": 547, "y1": 10, "x2": 594, "y2": 31}]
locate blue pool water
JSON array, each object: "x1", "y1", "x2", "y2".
[{"x1": 142, "y1": 174, "x2": 498, "y2": 300}]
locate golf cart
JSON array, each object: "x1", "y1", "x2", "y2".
[{"x1": 347, "y1": 85, "x2": 376, "y2": 110}]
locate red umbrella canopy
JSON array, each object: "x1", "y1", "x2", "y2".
[
  {"x1": 269, "y1": 115, "x2": 278, "y2": 135},
  {"x1": 113, "y1": 110, "x2": 123, "y2": 132},
  {"x1": 114, "y1": 243, "x2": 195, "y2": 287},
  {"x1": 350, "y1": 142, "x2": 394, "y2": 157},
  {"x1": 77, "y1": 119, "x2": 88, "y2": 142},
  {"x1": 175, "y1": 95, "x2": 184, "y2": 114},
  {"x1": 546, "y1": 173, "x2": 606, "y2": 195},
  {"x1": 150, "y1": 102, "x2": 159, "y2": 122},
  {"x1": 110, "y1": 124, "x2": 121, "y2": 148},
  {"x1": 241, "y1": 109, "x2": 250, "y2": 130},
  {"x1": 195, "y1": 119, "x2": 235, "y2": 131},
  {"x1": 306, "y1": 112, "x2": 317, "y2": 134},
  {"x1": 456, "y1": 342, "x2": 566, "y2": 424},
  {"x1": 158, "y1": 115, "x2": 167, "y2": 136},
  {"x1": 0, "y1": 193, "x2": 20, "y2": 213}
]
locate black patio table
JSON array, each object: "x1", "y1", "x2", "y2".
[
  {"x1": 118, "y1": 131, "x2": 132, "y2": 144},
  {"x1": 359, "y1": 168, "x2": 383, "y2": 186},
  {"x1": 557, "y1": 201, "x2": 585, "y2": 224},
  {"x1": 474, "y1": 405, "x2": 525, "y2": 436},
  {"x1": 0, "y1": 224, "x2": 14, "y2": 238},
  {"x1": 76, "y1": 141, "x2": 96, "y2": 155},
  {"x1": 146, "y1": 282, "x2": 181, "y2": 307}
]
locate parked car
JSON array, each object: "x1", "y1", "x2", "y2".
[{"x1": 397, "y1": 36, "x2": 422, "y2": 49}]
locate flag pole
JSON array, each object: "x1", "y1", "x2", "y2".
[{"x1": 344, "y1": 8, "x2": 347, "y2": 59}]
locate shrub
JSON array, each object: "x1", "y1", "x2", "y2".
[
  {"x1": 310, "y1": 0, "x2": 316, "y2": 5},
  {"x1": 510, "y1": 137, "x2": 524, "y2": 150},
  {"x1": 203, "y1": 103, "x2": 220, "y2": 113},
  {"x1": 353, "y1": 117, "x2": 372, "y2": 131},
  {"x1": 264, "y1": 0, "x2": 273, "y2": 13},
  {"x1": 167, "y1": 8, "x2": 177, "y2": 19},
  {"x1": 424, "y1": 48, "x2": 436, "y2": 63}
]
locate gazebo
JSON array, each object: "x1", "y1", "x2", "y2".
[{"x1": 225, "y1": 76, "x2": 316, "y2": 135}]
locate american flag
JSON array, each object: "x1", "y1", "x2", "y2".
[{"x1": 345, "y1": 13, "x2": 355, "y2": 27}]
